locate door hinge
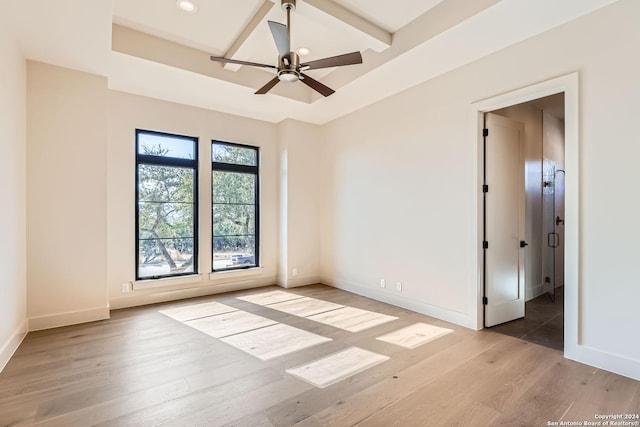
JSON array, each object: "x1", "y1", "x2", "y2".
[
  {"x1": 482, "y1": 241, "x2": 489, "y2": 249},
  {"x1": 483, "y1": 128, "x2": 489, "y2": 137},
  {"x1": 483, "y1": 296, "x2": 488, "y2": 305},
  {"x1": 482, "y1": 184, "x2": 489, "y2": 193}
]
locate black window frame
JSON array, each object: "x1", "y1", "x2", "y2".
[
  {"x1": 135, "y1": 129, "x2": 199, "y2": 280},
  {"x1": 211, "y1": 140, "x2": 260, "y2": 272}
]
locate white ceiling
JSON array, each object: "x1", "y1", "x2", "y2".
[{"x1": 6, "y1": 0, "x2": 620, "y2": 124}]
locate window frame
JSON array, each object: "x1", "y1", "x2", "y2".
[
  {"x1": 211, "y1": 140, "x2": 260, "y2": 273},
  {"x1": 135, "y1": 129, "x2": 199, "y2": 280}
]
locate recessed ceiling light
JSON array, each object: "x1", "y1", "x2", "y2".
[
  {"x1": 176, "y1": 0, "x2": 197, "y2": 13},
  {"x1": 297, "y1": 47, "x2": 311, "y2": 56}
]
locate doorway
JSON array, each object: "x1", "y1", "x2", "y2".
[{"x1": 483, "y1": 93, "x2": 566, "y2": 351}]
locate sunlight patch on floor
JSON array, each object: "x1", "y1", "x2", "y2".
[
  {"x1": 184, "y1": 310, "x2": 278, "y2": 338},
  {"x1": 237, "y1": 290, "x2": 305, "y2": 306},
  {"x1": 158, "y1": 293, "x2": 455, "y2": 387},
  {"x1": 267, "y1": 297, "x2": 344, "y2": 317},
  {"x1": 307, "y1": 306, "x2": 398, "y2": 332},
  {"x1": 237, "y1": 291, "x2": 397, "y2": 332},
  {"x1": 376, "y1": 322, "x2": 453, "y2": 349},
  {"x1": 159, "y1": 301, "x2": 238, "y2": 322},
  {"x1": 286, "y1": 346, "x2": 389, "y2": 388},
  {"x1": 220, "y1": 323, "x2": 332, "y2": 361}
]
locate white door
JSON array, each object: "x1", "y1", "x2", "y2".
[{"x1": 484, "y1": 113, "x2": 526, "y2": 327}]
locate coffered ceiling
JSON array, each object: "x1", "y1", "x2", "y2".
[{"x1": 6, "y1": 0, "x2": 619, "y2": 124}]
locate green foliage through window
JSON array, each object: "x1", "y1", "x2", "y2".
[
  {"x1": 212, "y1": 141, "x2": 259, "y2": 271},
  {"x1": 136, "y1": 130, "x2": 198, "y2": 279}
]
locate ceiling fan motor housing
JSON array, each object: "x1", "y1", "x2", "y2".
[
  {"x1": 277, "y1": 51, "x2": 300, "y2": 82},
  {"x1": 281, "y1": 0, "x2": 296, "y2": 11}
]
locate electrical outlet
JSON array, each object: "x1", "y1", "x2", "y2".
[
  {"x1": 121, "y1": 283, "x2": 131, "y2": 293},
  {"x1": 292, "y1": 268, "x2": 298, "y2": 277},
  {"x1": 380, "y1": 279, "x2": 386, "y2": 288},
  {"x1": 396, "y1": 282, "x2": 402, "y2": 291}
]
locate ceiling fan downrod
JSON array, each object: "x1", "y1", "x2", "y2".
[
  {"x1": 282, "y1": 0, "x2": 295, "y2": 43},
  {"x1": 277, "y1": 0, "x2": 299, "y2": 83}
]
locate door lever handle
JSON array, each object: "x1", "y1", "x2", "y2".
[{"x1": 520, "y1": 241, "x2": 528, "y2": 248}]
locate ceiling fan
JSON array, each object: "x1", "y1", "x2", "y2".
[{"x1": 210, "y1": 0, "x2": 363, "y2": 97}]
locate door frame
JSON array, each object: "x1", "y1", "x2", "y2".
[{"x1": 471, "y1": 73, "x2": 579, "y2": 359}]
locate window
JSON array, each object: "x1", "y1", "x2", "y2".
[
  {"x1": 212, "y1": 141, "x2": 259, "y2": 271},
  {"x1": 136, "y1": 130, "x2": 198, "y2": 280}
]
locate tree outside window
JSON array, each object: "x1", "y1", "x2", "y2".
[
  {"x1": 212, "y1": 141, "x2": 259, "y2": 271},
  {"x1": 136, "y1": 130, "x2": 198, "y2": 279}
]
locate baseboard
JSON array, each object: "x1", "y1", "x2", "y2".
[
  {"x1": 526, "y1": 284, "x2": 544, "y2": 301},
  {"x1": 110, "y1": 275, "x2": 278, "y2": 310},
  {"x1": 29, "y1": 306, "x2": 110, "y2": 332},
  {"x1": 566, "y1": 344, "x2": 640, "y2": 381},
  {"x1": 0, "y1": 319, "x2": 28, "y2": 373},
  {"x1": 282, "y1": 275, "x2": 321, "y2": 288},
  {"x1": 322, "y1": 276, "x2": 476, "y2": 329}
]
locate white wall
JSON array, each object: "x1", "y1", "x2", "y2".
[
  {"x1": 0, "y1": 20, "x2": 28, "y2": 371},
  {"x1": 277, "y1": 119, "x2": 322, "y2": 287},
  {"x1": 107, "y1": 91, "x2": 280, "y2": 309},
  {"x1": 320, "y1": 0, "x2": 640, "y2": 378},
  {"x1": 26, "y1": 62, "x2": 110, "y2": 330}
]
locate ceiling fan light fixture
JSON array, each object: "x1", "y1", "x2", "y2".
[
  {"x1": 278, "y1": 70, "x2": 300, "y2": 83},
  {"x1": 176, "y1": 0, "x2": 197, "y2": 13}
]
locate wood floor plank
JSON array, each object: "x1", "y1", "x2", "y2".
[{"x1": 222, "y1": 412, "x2": 275, "y2": 427}]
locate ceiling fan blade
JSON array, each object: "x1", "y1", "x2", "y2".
[
  {"x1": 210, "y1": 56, "x2": 276, "y2": 69},
  {"x1": 255, "y1": 77, "x2": 280, "y2": 95},
  {"x1": 301, "y1": 51, "x2": 362, "y2": 71},
  {"x1": 300, "y1": 73, "x2": 335, "y2": 97},
  {"x1": 268, "y1": 21, "x2": 290, "y2": 57}
]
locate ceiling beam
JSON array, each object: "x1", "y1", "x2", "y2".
[
  {"x1": 223, "y1": 0, "x2": 275, "y2": 71},
  {"x1": 303, "y1": 0, "x2": 391, "y2": 52}
]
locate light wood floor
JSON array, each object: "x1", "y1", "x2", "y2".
[{"x1": 1, "y1": 285, "x2": 638, "y2": 426}]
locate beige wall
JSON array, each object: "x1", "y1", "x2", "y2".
[
  {"x1": 277, "y1": 119, "x2": 322, "y2": 287},
  {"x1": 320, "y1": 0, "x2": 640, "y2": 378},
  {"x1": 26, "y1": 62, "x2": 110, "y2": 330},
  {"x1": 0, "y1": 21, "x2": 28, "y2": 370}
]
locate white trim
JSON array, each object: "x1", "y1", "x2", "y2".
[
  {"x1": 526, "y1": 283, "x2": 545, "y2": 302},
  {"x1": 283, "y1": 275, "x2": 321, "y2": 288},
  {"x1": 471, "y1": 73, "x2": 580, "y2": 353},
  {"x1": 209, "y1": 267, "x2": 264, "y2": 282},
  {"x1": 133, "y1": 273, "x2": 203, "y2": 291},
  {"x1": 568, "y1": 346, "x2": 640, "y2": 381},
  {"x1": 110, "y1": 276, "x2": 277, "y2": 310},
  {"x1": 324, "y1": 276, "x2": 476, "y2": 330},
  {"x1": 0, "y1": 319, "x2": 28, "y2": 373},
  {"x1": 29, "y1": 306, "x2": 110, "y2": 332}
]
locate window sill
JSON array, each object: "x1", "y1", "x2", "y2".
[
  {"x1": 133, "y1": 274, "x2": 203, "y2": 291},
  {"x1": 209, "y1": 267, "x2": 264, "y2": 282}
]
